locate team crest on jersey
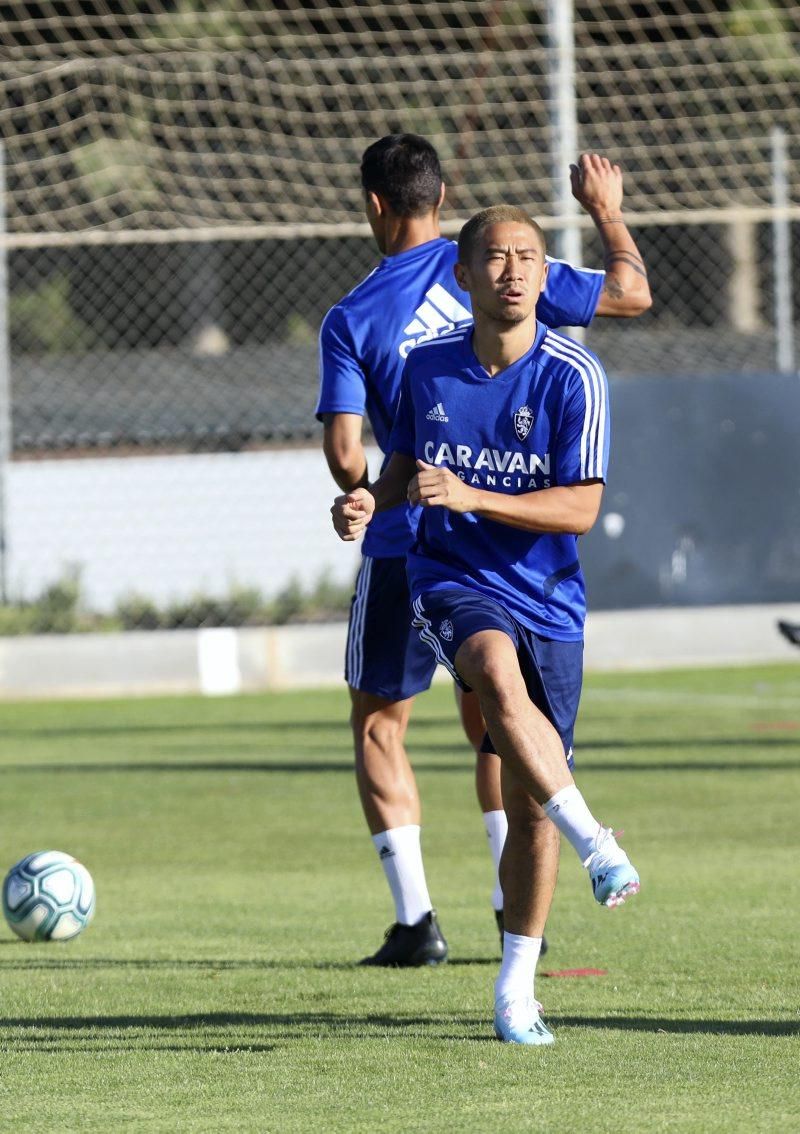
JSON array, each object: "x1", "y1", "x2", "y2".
[
  {"x1": 439, "y1": 619, "x2": 454, "y2": 642},
  {"x1": 514, "y1": 405, "x2": 534, "y2": 441}
]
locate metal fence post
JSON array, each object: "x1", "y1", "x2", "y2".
[
  {"x1": 547, "y1": 0, "x2": 583, "y2": 291},
  {"x1": 771, "y1": 127, "x2": 796, "y2": 375}
]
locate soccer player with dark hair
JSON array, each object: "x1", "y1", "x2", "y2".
[
  {"x1": 332, "y1": 204, "x2": 640, "y2": 1044},
  {"x1": 317, "y1": 133, "x2": 650, "y2": 967}
]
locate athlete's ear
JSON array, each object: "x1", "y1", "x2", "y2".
[
  {"x1": 538, "y1": 259, "x2": 549, "y2": 295},
  {"x1": 437, "y1": 182, "x2": 446, "y2": 209},
  {"x1": 454, "y1": 260, "x2": 469, "y2": 292},
  {"x1": 366, "y1": 190, "x2": 384, "y2": 218}
]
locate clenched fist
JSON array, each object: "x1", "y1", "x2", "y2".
[
  {"x1": 409, "y1": 461, "x2": 477, "y2": 513},
  {"x1": 331, "y1": 488, "x2": 376, "y2": 541}
]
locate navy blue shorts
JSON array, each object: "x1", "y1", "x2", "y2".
[
  {"x1": 411, "y1": 587, "x2": 582, "y2": 767},
  {"x1": 345, "y1": 556, "x2": 438, "y2": 701}
]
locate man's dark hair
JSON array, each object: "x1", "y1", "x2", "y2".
[
  {"x1": 458, "y1": 205, "x2": 546, "y2": 263},
  {"x1": 360, "y1": 134, "x2": 443, "y2": 217}
]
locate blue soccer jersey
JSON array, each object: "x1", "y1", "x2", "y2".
[
  {"x1": 317, "y1": 237, "x2": 604, "y2": 558},
  {"x1": 387, "y1": 324, "x2": 610, "y2": 640}
]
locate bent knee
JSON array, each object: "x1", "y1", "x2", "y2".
[
  {"x1": 350, "y1": 701, "x2": 409, "y2": 758},
  {"x1": 455, "y1": 632, "x2": 524, "y2": 709}
]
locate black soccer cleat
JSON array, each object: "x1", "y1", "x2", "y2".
[
  {"x1": 358, "y1": 910, "x2": 448, "y2": 967},
  {"x1": 777, "y1": 620, "x2": 800, "y2": 648},
  {"x1": 495, "y1": 908, "x2": 548, "y2": 956}
]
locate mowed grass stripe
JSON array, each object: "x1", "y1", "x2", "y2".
[{"x1": 0, "y1": 663, "x2": 796, "y2": 1132}]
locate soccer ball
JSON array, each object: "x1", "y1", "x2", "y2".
[{"x1": 2, "y1": 851, "x2": 95, "y2": 942}]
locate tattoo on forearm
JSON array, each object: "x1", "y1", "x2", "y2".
[
  {"x1": 603, "y1": 277, "x2": 625, "y2": 299},
  {"x1": 604, "y1": 251, "x2": 649, "y2": 279}
]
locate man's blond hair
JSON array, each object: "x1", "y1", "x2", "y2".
[{"x1": 457, "y1": 205, "x2": 546, "y2": 263}]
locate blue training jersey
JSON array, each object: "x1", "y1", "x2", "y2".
[
  {"x1": 387, "y1": 323, "x2": 610, "y2": 640},
  {"x1": 316, "y1": 236, "x2": 604, "y2": 559}
]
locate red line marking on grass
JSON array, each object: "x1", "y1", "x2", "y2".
[
  {"x1": 751, "y1": 721, "x2": 800, "y2": 731},
  {"x1": 540, "y1": 968, "x2": 608, "y2": 978}
]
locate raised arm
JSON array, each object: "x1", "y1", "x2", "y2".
[{"x1": 570, "y1": 153, "x2": 652, "y2": 318}]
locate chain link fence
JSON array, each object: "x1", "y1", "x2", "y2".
[
  {"x1": 3, "y1": 207, "x2": 796, "y2": 630},
  {"x1": 8, "y1": 208, "x2": 799, "y2": 456},
  {"x1": 1, "y1": 2, "x2": 799, "y2": 629}
]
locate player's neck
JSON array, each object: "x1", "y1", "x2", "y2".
[
  {"x1": 471, "y1": 317, "x2": 538, "y2": 377},
  {"x1": 381, "y1": 213, "x2": 441, "y2": 256}
]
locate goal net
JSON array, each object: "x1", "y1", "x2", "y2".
[
  {"x1": 0, "y1": 2, "x2": 797, "y2": 624},
  {"x1": 2, "y1": 2, "x2": 799, "y2": 233}
]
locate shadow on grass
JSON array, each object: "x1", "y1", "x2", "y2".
[
  {"x1": 0, "y1": 954, "x2": 497, "y2": 970},
  {"x1": 575, "y1": 760, "x2": 800, "y2": 773},
  {"x1": 0, "y1": 1011, "x2": 796, "y2": 1042},
  {"x1": 0, "y1": 760, "x2": 361, "y2": 774},
  {"x1": 584, "y1": 736, "x2": 800, "y2": 749},
  {"x1": 554, "y1": 1015, "x2": 800, "y2": 1036},
  {"x1": 410, "y1": 735, "x2": 800, "y2": 757},
  {"x1": 0, "y1": 715, "x2": 476, "y2": 742},
  {"x1": 0, "y1": 719, "x2": 350, "y2": 740},
  {"x1": 0, "y1": 1039, "x2": 278, "y2": 1053},
  {"x1": 2, "y1": 749, "x2": 800, "y2": 775}
]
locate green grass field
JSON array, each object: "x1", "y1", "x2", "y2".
[{"x1": 0, "y1": 663, "x2": 798, "y2": 1132}]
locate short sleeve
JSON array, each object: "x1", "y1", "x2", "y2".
[
  {"x1": 538, "y1": 259, "x2": 605, "y2": 329},
  {"x1": 315, "y1": 305, "x2": 367, "y2": 419},
  {"x1": 386, "y1": 364, "x2": 416, "y2": 457},
  {"x1": 555, "y1": 354, "x2": 610, "y2": 484}
]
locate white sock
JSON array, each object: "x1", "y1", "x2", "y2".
[
  {"x1": 371, "y1": 825, "x2": 433, "y2": 926},
  {"x1": 483, "y1": 809, "x2": 508, "y2": 911},
  {"x1": 543, "y1": 784, "x2": 602, "y2": 864},
  {"x1": 494, "y1": 932, "x2": 543, "y2": 1004}
]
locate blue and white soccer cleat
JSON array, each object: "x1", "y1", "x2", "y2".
[
  {"x1": 585, "y1": 827, "x2": 640, "y2": 908},
  {"x1": 493, "y1": 997, "x2": 555, "y2": 1046}
]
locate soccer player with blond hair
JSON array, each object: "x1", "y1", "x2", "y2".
[
  {"x1": 318, "y1": 135, "x2": 649, "y2": 967},
  {"x1": 332, "y1": 204, "x2": 640, "y2": 1043}
]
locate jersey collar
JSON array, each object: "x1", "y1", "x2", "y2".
[
  {"x1": 379, "y1": 237, "x2": 452, "y2": 269},
  {"x1": 461, "y1": 320, "x2": 547, "y2": 381}
]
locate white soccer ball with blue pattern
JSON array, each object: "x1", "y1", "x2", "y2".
[{"x1": 2, "y1": 851, "x2": 95, "y2": 941}]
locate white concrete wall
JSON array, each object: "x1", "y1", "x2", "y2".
[
  {"x1": 0, "y1": 604, "x2": 798, "y2": 701},
  {"x1": 6, "y1": 447, "x2": 382, "y2": 610}
]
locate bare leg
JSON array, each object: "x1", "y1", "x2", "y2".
[
  {"x1": 350, "y1": 688, "x2": 419, "y2": 834},
  {"x1": 454, "y1": 630, "x2": 568, "y2": 1045},
  {"x1": 454, "y1": 685, "x2": 503, "y2": 812},
  {"x1": 456, "y1": 642, "x2": 558, "y2": 950},
  {"x1": 456, "y1": 683, "x2": 508, "y2": 930},
  {"x1": 455, "y1": 628, "x2": 638, "y2": 913},
  {"x1": 454, "y1": 630, "x2": 569, "y2": 938},
  {"x1": 349, "y1": 687, "x2": 446, "y2": 963},
  {"x1": 500, "y1": 764, "x2": 559, "y2": 937},
  {"x1": 454, "y1": 630, "x2": 638, "y2": 1040},
  {"x1": 455, "y1": 630, "x2": 575, "y2": 806}
]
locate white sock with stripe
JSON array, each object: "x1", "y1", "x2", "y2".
[
  {"x1": 543, "y1": 784, "x2": 602, "y2": 864},
  {"x1": 483, "y1": 809, "x2": 507, "y2": 911},
  {"x1": 371, "y1": 825, "x2": 433, "y2": 926}
]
